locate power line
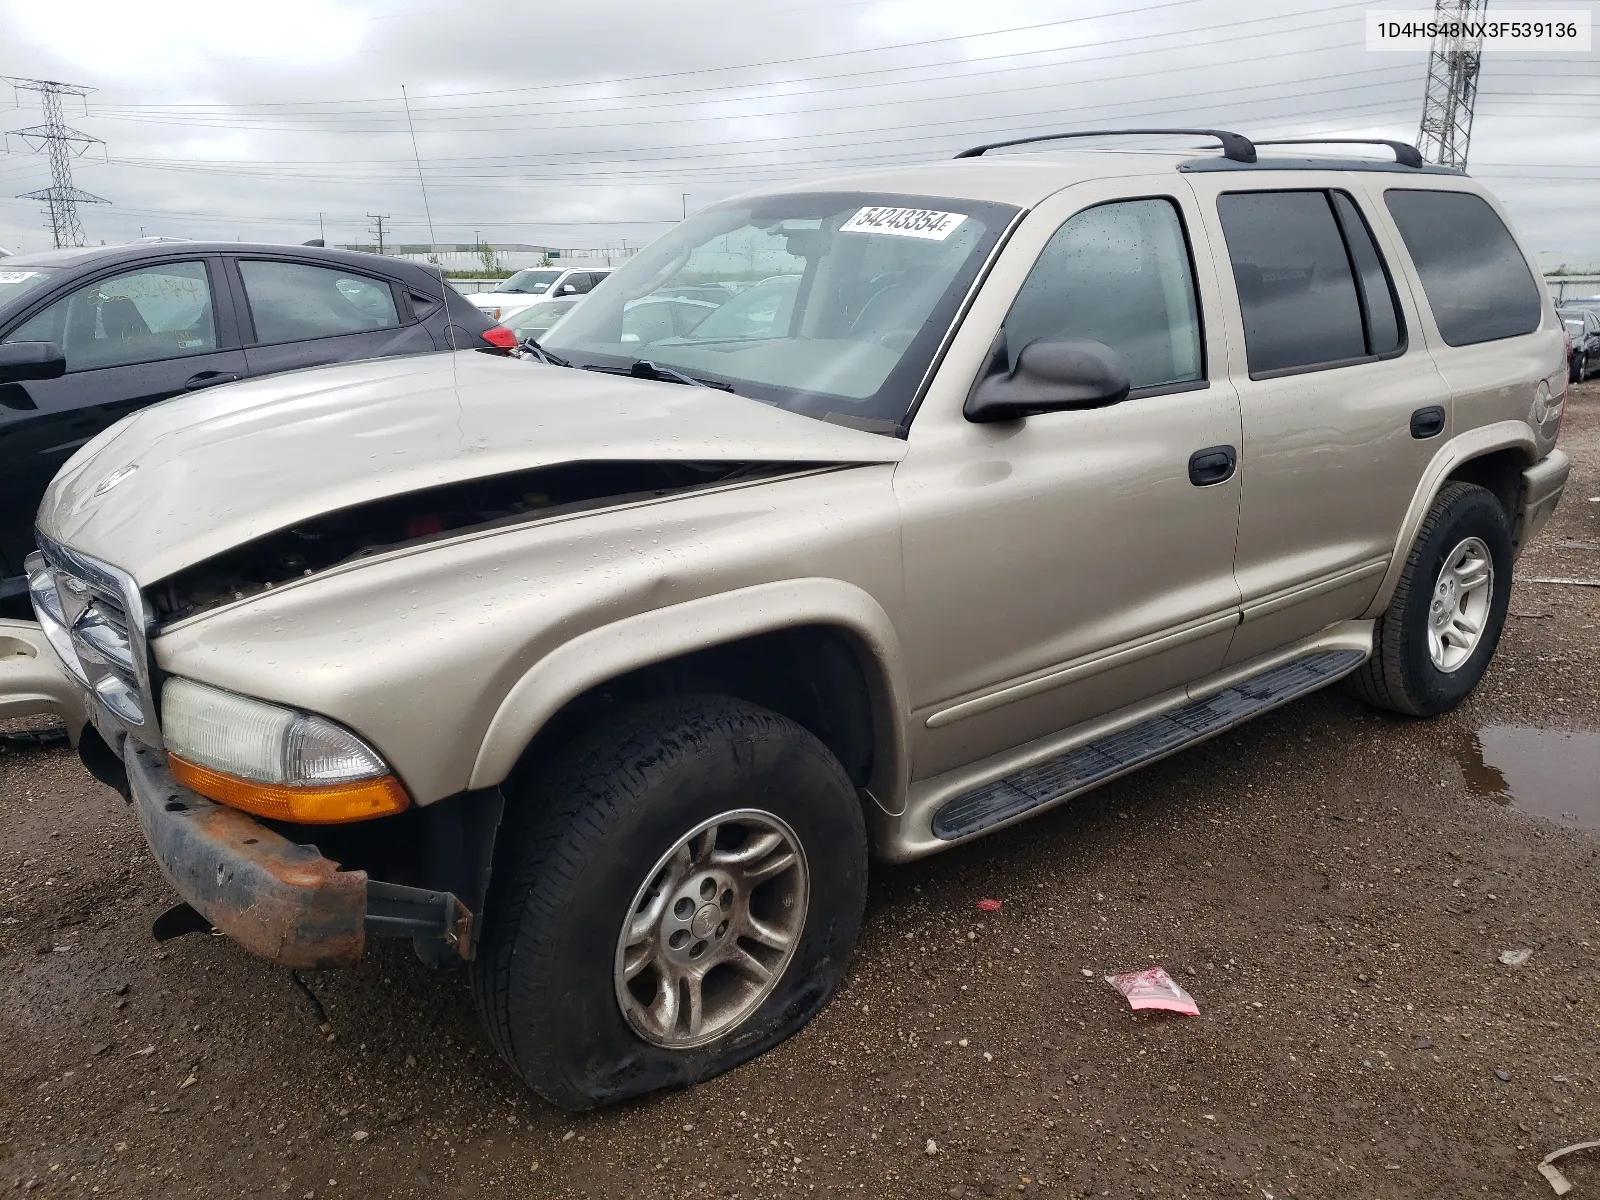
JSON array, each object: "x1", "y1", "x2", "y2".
[{"x1": 3, "y1": 76, "x2": 109, "y2": 248}]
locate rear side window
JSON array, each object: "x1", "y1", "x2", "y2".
[
  {"x1": 1003, "y1": 197, "x2": 1203, "y2": 392},
  {"x1": 239, "y1": 260, "x2": 400, "y2": 344},
  {"x1": 1218, "y1": 191, "x2": 1366, "y2": 376},
  {"x1": 1384, "y1": 190, "x2": 1541, "y2": 347}
]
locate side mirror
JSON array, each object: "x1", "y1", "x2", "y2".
[
  {"x1": 0, "y1": 341, "x2": 66, "y2": 385},
  {"x1": 558, "y1": 283, "x2": 577, "y2": 295},
  {"x1": 964, "y1": 338, "x2": 1130, "y2": 423}
]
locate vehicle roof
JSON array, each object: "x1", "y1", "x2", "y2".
[
  {"x1": 729, "y1": 147, "x2": 1473, "y2": 209},
  {"x1": 0, "y1": 240, "x2": 439, "y2": 281}
]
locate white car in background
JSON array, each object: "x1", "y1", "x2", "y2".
[{"x1": 468, "y1": 266, "x2": 610, "y2": 321}]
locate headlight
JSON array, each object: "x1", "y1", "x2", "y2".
[{"x1": 162, "y1": 678, "x2": 409, "y2": 823}]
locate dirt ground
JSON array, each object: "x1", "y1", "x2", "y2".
[{"x1": 2, "y1": 385, "x2": 1598, "y2": 1200}]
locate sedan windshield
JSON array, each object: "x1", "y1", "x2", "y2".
[
  {"x1": 0, "y1": 266, "x2": 60, "y2": 312},
  {"x1": 500, "y1": 269, "x2": 562, "y2": 295},
  {"x1": 540, "y1": 192, "x2": 1018, "y2": 432}
]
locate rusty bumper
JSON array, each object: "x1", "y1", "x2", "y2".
[{"x1": 125, "y1": 739, "x2": 369, "y2": 968}]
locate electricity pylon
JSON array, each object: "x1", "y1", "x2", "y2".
[
  {"x1": 1416, "y1": 0, "x2": 1488, "y2": 169},
  {"x1": 4, "y1": 77, "x2": 109, "y2": 249}
]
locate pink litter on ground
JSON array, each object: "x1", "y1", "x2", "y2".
[
  {"x1": 976, "y1": 899, "x2": 1004, "y2": 912},
  {"x1": 1102, "y1": 967, "x2": 1200, "y2": 1016}
]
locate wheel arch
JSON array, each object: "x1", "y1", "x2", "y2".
[
  {"x1": 468, "y1": 578, "x2": 911, "y2": 816},
  {"x1": 1362, "y1": 422, "x2": 1536, "y2": 620}
]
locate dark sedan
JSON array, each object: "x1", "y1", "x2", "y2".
[
  {"x1": 0, "y1": 241, "x2": 511, "y2": 613},
  {"x1": 1559, "y1": 307, "x2": 1600, "y2": 383}
]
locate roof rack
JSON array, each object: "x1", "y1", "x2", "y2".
[
  {"x1": 1250, "y1": 138, "x2": 1424, "y2": 168},
  {"x1": 955, "y1": 128, "x2": 1256, "y2": 163}
]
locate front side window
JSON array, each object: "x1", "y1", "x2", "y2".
[
  {"x1": 3, "y1": 260, "x2": 216, "y2": 371},
  {"x1": 1002, "y1": 197, "x2": 1203, "y2": 392},
  {"x1": 541, "y1": 192, "x2": 1017, "y2": 431},
  {"x1": 239, "y1": 260, "x2": 400, "y2": 344},
  {"x1": 1384, "y1": 190, "x2": 1541, "y2": 347}
]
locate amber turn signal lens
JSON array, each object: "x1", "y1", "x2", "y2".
[{"x1": 168, "y1": 753, "x2": 410, "y2": 824}]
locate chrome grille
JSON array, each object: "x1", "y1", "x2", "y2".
[{"x1": 26, "y1": 532, "x2": 161, "y2": 748}]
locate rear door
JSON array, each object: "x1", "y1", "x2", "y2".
[
  {"x1": 0, "y1": 256, "x2": 245, "y2": 586},
  {"x1": 1189, "y1": 177, "x2": 1449, "y2": 663},
  {"x1": 231, "y1": 257, "x2": 435, "y2": 376}
]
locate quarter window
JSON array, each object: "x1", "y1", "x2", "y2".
[
  {"x1": 239, "y1": 260, "x2": 400, "y2": 344},
  {"x1": 1003, "y1": 198, "x2": 1203, "y2": 392},
  {"x1": 1384, "y1": 189, "x2": 1541, "y2": 347},
  {"x1": 4, "y1": 261, "x2": 217, "y2": 371}
]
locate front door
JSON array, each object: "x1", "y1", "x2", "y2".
[
  {"x1": 0, "y1": 257, "x2": 245, "y2": 583},
  {"x1": 1188, "y1": 178, "x2": 1452, "y2": 664},
  {"x1": 896, "y1": 184, "x2": 1244, "y2": 779},
  {"x1": 232, "y1": 257, "x2": 435, "y2": 375}
]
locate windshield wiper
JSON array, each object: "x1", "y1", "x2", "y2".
[
  {"x1": 519, "y1": 337, "x2": 571, "y2": 367},
  {"x1": 578, "y1": 360, "x2": 734, "y2": 391},
  {"x1": 631, "y1": 359, "x2": 715, "y2": 388}
]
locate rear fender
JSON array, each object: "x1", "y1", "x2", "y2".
[{"x1": 1362, "y1": 421, "x2": 1535, "y2": 620}]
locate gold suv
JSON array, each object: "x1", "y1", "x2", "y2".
[{"x1": 10, "y1": 130, "x2": 1571, "y2": 1110}]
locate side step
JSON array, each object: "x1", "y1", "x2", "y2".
[{"x1": 930, "y1": 649, "x2": 1366, "y2": 841}]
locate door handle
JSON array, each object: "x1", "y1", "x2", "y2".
[
  {"x1": 1188, "y1": 445, "x2": 1237, "y2": 487},
  {"x1": 1410, "y1": 406, "x2": 1445, "y2": 439},
  {"x1": 183, "y1": 370, "x2": 242, "y2": 391}
]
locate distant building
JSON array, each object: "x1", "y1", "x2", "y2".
[{"x1": 336, "y1": 242, "x2": 638, "y2": 272}]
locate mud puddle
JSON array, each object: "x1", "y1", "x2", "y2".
[{"x1": 1458, "y1": 724, "x2": 1600, "y2": 829}]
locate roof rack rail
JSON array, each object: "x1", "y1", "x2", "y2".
[
  {"x1": 1249, "y1": 138, "x2": 1424, "y2": 168},
  {"x1": 955, "y1": 128, "x2": 1256, "y2": 163}
]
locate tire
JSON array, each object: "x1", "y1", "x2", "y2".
[
  {"x1": 471, "y1": 694, "x2": 868, "y2": 1111},
  {"x1": 1350, "y1": 481, "x2": 1512, "y2": 717}
]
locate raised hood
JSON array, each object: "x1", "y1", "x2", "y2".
[{"x1": 39, "y1": 351, "x2": 904, "y2": 586}]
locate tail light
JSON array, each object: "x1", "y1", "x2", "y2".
[{"x1": 480, "y1": 325, "x2": 518, "y2": 351}]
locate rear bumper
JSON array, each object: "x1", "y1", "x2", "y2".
[
  {"x1": 1516, "y1": 449, "x2": 1571, "y2": 552},
  {"x1": 0, "y1": 619, "x2": 88, "y2": 738},
  {"x1": 124, "y1": 740, "x2": 470, "y2": 969}
]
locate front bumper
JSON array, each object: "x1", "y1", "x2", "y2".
[{"x1": 125, "y1": 739, "x2": 470, "y2": 969}]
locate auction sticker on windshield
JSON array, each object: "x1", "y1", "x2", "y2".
[
  {"x1": 0, "y1": 271, "x2": 43, "y2": 283},
  {"x1": 840, "y1": 207, "x2": 967, "y2": 240}
]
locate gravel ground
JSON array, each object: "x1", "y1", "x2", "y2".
[{"x1": 1, "y1": 384, "x2": 1598, "y2": 1200}]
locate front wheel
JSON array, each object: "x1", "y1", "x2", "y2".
[
  {"x1": 1350, "y1": 481, "x2": 1512, "y2": 717},
  {"x1": 472, "y1": 695, "x2": 867, "y2": 1110}
]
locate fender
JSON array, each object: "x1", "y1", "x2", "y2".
[
  {"x1": 1361, "y1": 421, "x2": 1536, "y2": 620},
  {"x1": 0, "y1": 620, "x2": 88, "y2": 739},
  {"x1": 467, "y1": 578, "x2": 912, "y2": 813}
]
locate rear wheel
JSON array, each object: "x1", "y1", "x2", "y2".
[
  {"x1": 1351, "y1": 481, "x2": 1512, "y2": 717},
  {"x1": 472, "y1": 694, "x2": 867, "y2": 1111}
]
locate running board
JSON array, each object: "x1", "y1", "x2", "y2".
[{"x1": 930, "y1": 649, "x2": 1366, "y2": 841}]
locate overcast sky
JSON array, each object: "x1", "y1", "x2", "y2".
[{"x1": 0, "y1": 0, "x2": 1595, "y2": 266}]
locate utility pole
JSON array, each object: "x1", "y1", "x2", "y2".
[
  {"x1": 367, "y1": 213, "x2": 390, "y2": 255},
  {"x1": 682, "y1": 193, "x2": 690, "y2": 220},
  {"x1": 1416, "y1": 0, "x2": 1488, "y2": 168},
  {"x1": 3, "y1": 77, "x2": 109, "y2": 249},
  {"x1": 319, "y1": 212, "x2": 326, "y2": 244}
]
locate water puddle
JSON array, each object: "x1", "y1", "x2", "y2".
[{"x1": 1458, "y1": 725, "x2": 1600, "y2": 830}]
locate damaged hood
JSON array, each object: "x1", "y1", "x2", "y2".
[{"x1": 39, "y1": 351, "x2": 904, "y2": 586}]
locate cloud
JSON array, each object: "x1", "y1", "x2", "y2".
[{"x1": 0, "y1": 0, "x2": 1594, "y2": 265}]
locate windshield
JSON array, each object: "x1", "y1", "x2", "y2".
[
  {"x1": 0, "y1": 266, "x2": 59, "y2": 312},
  {"x1": 541, "y1": 192, "x2": 1017, "y2": 432},
  {"x1": 506, "y1": 298, "x2": 578, "y2": 336},
  {"x1": 501, "y1": 269, "x2": 562, "y2": 295}
]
